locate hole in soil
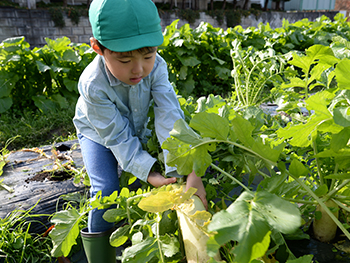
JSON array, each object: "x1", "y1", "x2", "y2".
[
  {"x1": 55, "y1": 144, "x2": 71, "y2": 152},
  {"x1": 25, "y1": 170, "x2": 72, "y2": 183}
]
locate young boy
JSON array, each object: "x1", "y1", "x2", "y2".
[{"x1": 73, "y1": 0, "x2": 207, "y2": 241}]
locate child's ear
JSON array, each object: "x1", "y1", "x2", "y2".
[{"x1": 90, "y1": 37, "x2": 103, "y2": 55}]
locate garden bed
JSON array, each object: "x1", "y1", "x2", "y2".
[{"x1": 0, "y1": 140, "x2": 86, "y2": 234}]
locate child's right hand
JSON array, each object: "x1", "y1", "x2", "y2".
[
  {"x1": 185, "y1": 171, "x2": 208, "y2": 210},
  {"x1": 147, "y1": 171, "x2": 177, "y2": 188}
]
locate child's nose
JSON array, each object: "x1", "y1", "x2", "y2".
[{"x1": 131, "y1": 62, "x2": 142, "y2": 74}]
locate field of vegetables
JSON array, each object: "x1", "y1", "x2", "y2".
[{"x1": 1, "y1": 13, "x2": 350, "y2": 263}]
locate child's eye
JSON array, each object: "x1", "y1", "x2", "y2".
[
  {"x1": 144, "y1": 56, "x2": 153, "y2": 60},
  {"x1": 119, "y1": 60, "x2": 130, "y2": 64}
]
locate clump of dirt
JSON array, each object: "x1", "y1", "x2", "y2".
[{"x1": 25, "y1": 170, "x2": 72, "y2": 183}]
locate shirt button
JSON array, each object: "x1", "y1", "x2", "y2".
[{"x1": 134, "y1": 109, "x2": 138, "y2": 112}]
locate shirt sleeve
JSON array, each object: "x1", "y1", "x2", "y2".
[
  {"x1": 78, "y1": 78, "x2": 157, "y2": 182},
  {"x1": 151, "y1": 56, "x2": 185, "y2": 176}
]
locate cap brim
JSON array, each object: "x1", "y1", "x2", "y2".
[{"x1": 100, "y1": 31, "x2": 164, "y2": 53}]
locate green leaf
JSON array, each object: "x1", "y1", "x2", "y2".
[
  {"x1": 334, "y1": 107, "x2": 350, "y2": 127},
  {"x1": 233, "y1": 231, "x2": 271, "y2": 263},
  {"x1": 207, "y1": 191, "x2": 270, "y2": 263},
  {"x1": 316, "y1": 148, "x2": 350, "y2": 158},
  {"x1": 163, "y1": 119, "x2": 215, "y2": 176},
  {"x1": 179, "y1": 65, "x2": 188, "y2": 80},
  {"x1": 308, "y1": 63, "x2": 333, "y2": 86},
  {"x1": 36, "y1": 60, "x2": 52, "y2": 72},
  {"x1": 110, "y1": 224, "x2": 130, "y2": 247},
  {"x1": 177, "y1": 55, "x2": 201, "y2": 67},
  {"x1": 103, "y1": 208, "x2": 127, "y2": 223},
  {"x1": 62, "y1": 49, "x2": 80, "y2": 63},
  {"x1": 286, "y1": 254, "x2": 313, "y2": 263},
  {"x1": 159, "y1": 234, "x2": 180, "y2": 258},
  {"x1": 253, "y1": 191, "x2": 302, "y2": 234},
  {"x1": 289, "y1": 159, "x2": 309, "y2": 178},
  {"x1": 324, "y1": 173, "x2": 350, "y2": 179},
  {"x1": 63, "y1": 78, "x2": 78, "y2": 92},
  {"x1": 0, "y1": 97, "x2": 12, "y2": 113},
  {"x1": 32, "y1": 95, "x2": 58, "y2": 113},
  {"x1": 281, "y1": 77, "x2": 306, "y2": 89},
  {"x1": 335, "y1": 59, "x2": 350, "y2": 89},
  {"x1": 49, "y1": 208, "x2": 84, "y2": 257},
  {"x1": 190, "y1": 112, "x2": 229, "y2": 140},
  {"x1": 183, "y1": 74, "x2": 195, "y2": 95},
  {"x1": 168, "y1": 118, "x2": 203, "y2": 145},
  {"x1": 289, "y1": 45, "x2": 337, "y2": 75},
  {"x1": 45, "y1": 36, "x2": 71, "y2": 52},
  {"x1": 121, "y1": 236, "x2": 158, "y2": 263},
  {"x1": 231, "y1": 115, "x2": 282, "y2": 164},
  {"x1": 314, "y1": 184, "x2": 328, "y2": 197},
  {"x1": 257, "y1": 173, "x2": 289, "y2": 194},
  {"x1": 277, "y1": 91, "x2": 334, "y2": 147},
  {"x1": 207, "y1": 191, "x2": 301, "y2": 263},
  {"x1": 51, "y1": 94, "x2": 68, "y2": 109},
  {"x1": 331, "y1": 127, "x2": 350, "y2": 151},
  {"x1": 196, "y1": 94, "x2": 226, "y2": 113},
  {"x1": 0, "y1": 77, "x2": 16, "y2": 97},
  {"x1": 209, "y1": 54, "x2": 226, "y2": 65}
]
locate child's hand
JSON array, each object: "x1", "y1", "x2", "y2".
[
  {"x1": 185, "y1": 171, "x2": 208, "y2": 210},
  {"x1": 147, "y1": 171, "x2": 177, "y2": 188}
]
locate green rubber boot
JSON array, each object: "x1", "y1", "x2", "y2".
[{"x1": 80, "y1": 227, "x2": 116, "y2": 263}]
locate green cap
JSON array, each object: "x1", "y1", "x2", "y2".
[{"x1": 89, "y1": 0, "x2": 164, "y2": 52}]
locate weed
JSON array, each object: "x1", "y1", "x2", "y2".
[{"x1": 0, "y1": 201, "x2": 53, "y2": 263}]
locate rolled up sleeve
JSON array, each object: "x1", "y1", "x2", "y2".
[{"x1": 151, "y1": 57, "x2": 185, "y2": 175}]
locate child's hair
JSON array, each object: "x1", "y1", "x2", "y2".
[{"x1": 96, "y1": 40, "x2": 157, "y2": 55}]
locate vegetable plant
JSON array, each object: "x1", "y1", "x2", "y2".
[
  {"x1": 161, "y1": 42, "x2": 350, "y2": 260},
  {"x1": 162, "y1": 106, "x2": 304, "y2": 262},
  {"x1": 230, "y1": 39, "x2": 292, "y2": 108},
  {"x1": 0, "y1": 36, "x2": 95, "y2": 114},
  {"x1": 49, "y1": 186, "x2": 185, "y2": 262}
]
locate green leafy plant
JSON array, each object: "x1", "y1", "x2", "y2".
[
  {"x1": 162, "y1": 107, "x2": 303, "y2": 262},
  {"x1": 159, "y1": 20, "x2": 233, "y2": 98},
  {"x1": 161, "y1": 43, "x2": 350, "y2": 261},
  {"x1": 0, "y1": 202, "x2": 53, "y2": 263},
  {"x1": 176, "y1": 9, "x2": 200, "y2": 25},
  {"x1": 48, "y1": 7, "x2": 65, "y2": 28},
  {"x1": 66, "y1": 7, "x2": 81, "y2": 25},
  {"x1": 49, "y1": 186, "x2": 186, "y2": 262},
  {"x1": 0, "y1": 36, "x2": 95, "y2": 114},
  {"x1": 230, "y1": 39, "x2": 292, "y2": 108}
]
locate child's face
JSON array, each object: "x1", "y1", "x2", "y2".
[{"x1": 103, "y1": 47, "x2": 157, "y2": 86}]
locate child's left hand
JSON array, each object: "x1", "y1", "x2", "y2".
[{"x1": 147, "y1": 171, "x2": 177, "y2": 187}]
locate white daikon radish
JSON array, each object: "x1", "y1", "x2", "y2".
[
  {"x1": 312, "y1": 200, "x2": 339, "y2": 243},
  {"x1": 176, "y1": 194, "x2": 222, "y2": 263}
]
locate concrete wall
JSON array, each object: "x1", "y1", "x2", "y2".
[{"x1": 0, "y1": 7, "x2": 340, "y2": 48}]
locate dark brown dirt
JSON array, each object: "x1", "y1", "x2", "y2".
[{"x1": 25, "y1": 170, "x2": 72, "y2": 183}]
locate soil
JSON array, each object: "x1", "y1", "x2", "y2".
[{"x1": 25, "y1": 170, "x2": 72, "y2": 183}]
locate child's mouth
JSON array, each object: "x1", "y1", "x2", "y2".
[{"x1": 130, "y1": 77, "x2": 142, "y2": 83}]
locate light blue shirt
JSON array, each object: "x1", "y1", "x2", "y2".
[{"x1": 73, "y1": 53, "x2": 184, "y2": 182}]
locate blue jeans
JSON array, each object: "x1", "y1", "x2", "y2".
[{"x1": 78, "y1": 134, "x2": 120, "y2": 233}]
